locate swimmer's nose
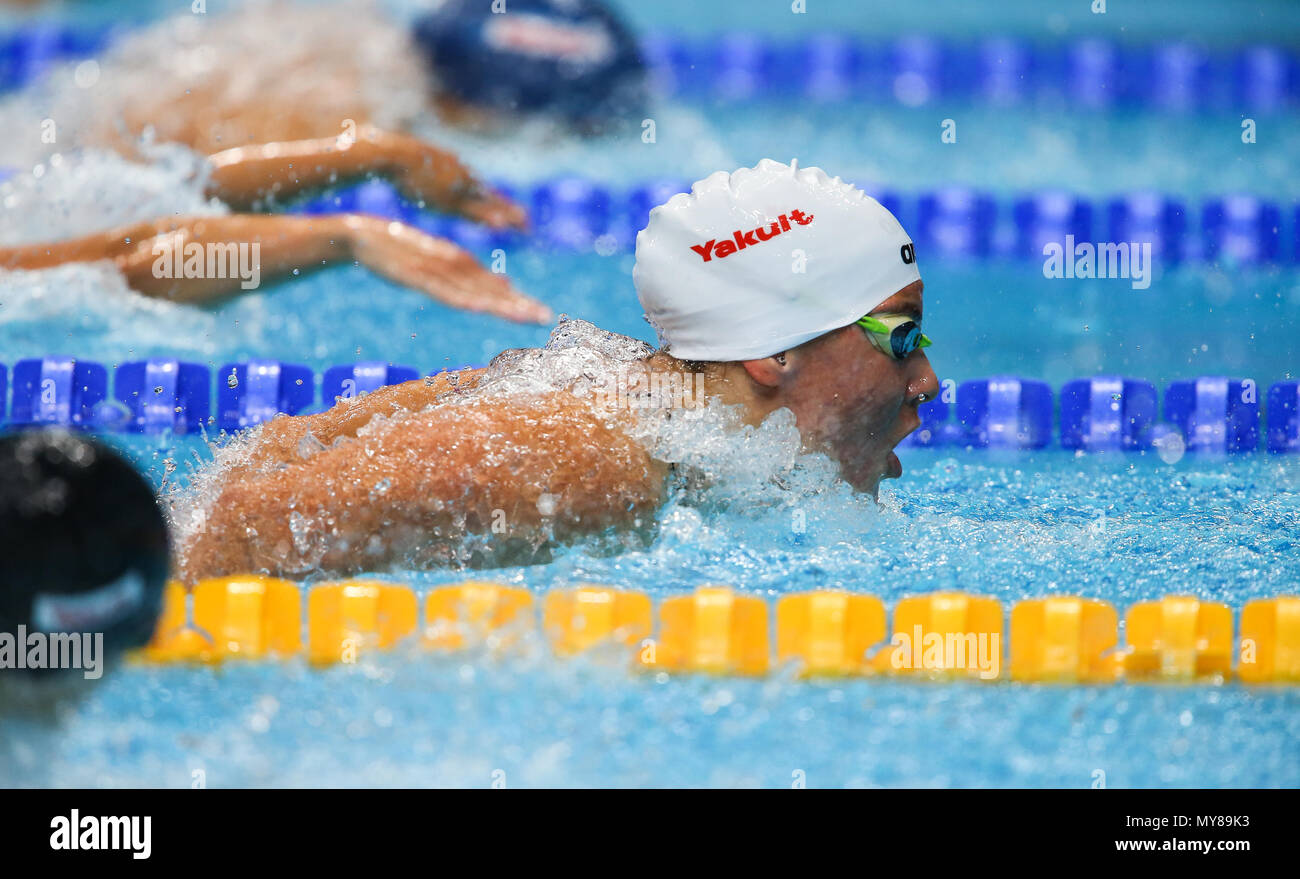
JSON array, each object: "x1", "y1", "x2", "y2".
[{"x1": 907, "y1": 351, "x2": 940, "y2": 406}]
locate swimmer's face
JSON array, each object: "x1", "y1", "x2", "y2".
[{"x1": 743, "y1": 280, "x2": 938, "y2": 497}]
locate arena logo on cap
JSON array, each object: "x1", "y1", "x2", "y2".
[{"x1": 689, "y1": 209, "x2": 814, "y2": 262}]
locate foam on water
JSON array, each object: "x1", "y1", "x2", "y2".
[
  {"x1": 0, "y1": 145, "x2": 223, "y2": 246},
  {"x1": 0, "y1": 261, "x2": 228, "y2": 354}
]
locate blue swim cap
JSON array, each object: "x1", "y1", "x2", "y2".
[{"x1": 413, "y1": 0, "x2": 647, "y2": 126}]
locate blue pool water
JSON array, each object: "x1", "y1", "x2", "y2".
[
  {"x1": 2, "y1": 446, "x2": 1298, "y2": 787},
  {"x1": 1, "y1": 0, "x2": 1299, "y2": 787}
]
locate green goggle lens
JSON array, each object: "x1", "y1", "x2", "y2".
[{"x1": 855, "y1": 314, "x2": 932, "y2": 360}]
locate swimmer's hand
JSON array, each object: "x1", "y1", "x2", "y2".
[
  {"x1": 345, "y1": 215, "x2": 551, "y2": 324},
  {"x1": 389, "y1": 137, "x2": 528, "y2": 231}
]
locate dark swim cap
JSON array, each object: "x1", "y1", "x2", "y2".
[
  {"x1": 0, "y1": 430, "x2": 168, "y2": 671},
  {"x1": 413, "y1": 0, "x2": 647, "y2": 126}
]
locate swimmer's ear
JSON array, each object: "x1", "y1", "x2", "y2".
[{"x1": 740, "y1": 352, "x2": 794, "y2": 388}]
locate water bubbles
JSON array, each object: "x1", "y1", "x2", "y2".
[
  {"x1": 73, "y1": 59, "x2": 101, "y2": 88},
  {"x1": 154, "y1": 386, "x2": 165, "y2": 395},
  {"x1": 593, "y1": 234, "x2": 619, "y2": 257},
  {"x1": 369, "y1": 478, "x2": 392, "y2": 500},
  {"x1": 1154, "y1": 430, "x2": 1186, "y2": 465},
  {"x1": 288, "y1": 511, "x2": 311, "y2": 557},
  {"x1": 90, "y1": 399, "x2": 132, "y2": 431},
  {"x1": 297, "y1": 432, "x2": 326, "y2": 460}
]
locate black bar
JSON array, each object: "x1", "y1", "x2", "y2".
[{"x1": 1, "y1": 789, "x2": 1292, "y2": 864}]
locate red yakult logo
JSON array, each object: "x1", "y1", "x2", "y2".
[{"x1": 690, "y1": 209, "x2": 814, "y2": 262}]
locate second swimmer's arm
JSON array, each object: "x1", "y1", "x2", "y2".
[
  {"x1": 205, "y1": 125, "x2": 526, "y2": 229},
  {"x1": 0, "y1": 214, "x2": 550, "y2": 322}
]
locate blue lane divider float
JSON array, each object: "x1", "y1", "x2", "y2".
[
  {"x1": 115, "y1": 359, "x2": 210, "y2": 434},
  {"x1": 915, "y1": 189, "x2": 997, "y2": 259},
  {"x1": 531, "y1": 177, "x2": 612, "y2": 251},
  {"x1": 9, "y1": 357, "x2": 107, "y2": 428},
  {"x1": 1163, "y1": 376, "x2": 1260, "y2": 453},
  {"x1": 217, "y1": 360, "x2": 314, "y2": 433},
  {"x1": 1059, "y1": 376, "x2": 1159, "y2": 451},
  {"x1": 284, "y1": 178, "x2": 1297, "y2": 267},
  {"x1": 1013, "y1": 191, "x2": 1093, "y2": 260},
  {"x1": 2, "y1": 362, "x2": 1299, "y2": 454},
  {"x1": 955, "y1": 376, "x2": 1054, "y2": 449},
  {"x1": 0, "y1": 24, "x2": 114, "y2": 91},
  {"x1": 1202, "y1": 196, "x2": 1280, "y2": 265},
  {"x1": 1267, "y1": 382, "x2": 1300, "y2": 454},
  {"x1": 1108, "y1": 194, "x2": 1187, "y2": 264},
  {"x1": 322, "y1": 362, "x2": 418, "y2": 406}
]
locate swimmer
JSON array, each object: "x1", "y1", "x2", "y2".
[
  {"x1": 175, "y1": 160, "x2": 939, "y2": 582},
  {"x1": 0, "y1": 0, "x2": 647, "y2": 322},
  {"x1": 0, "y1": 429, "x2": 167, "y2": 697}
]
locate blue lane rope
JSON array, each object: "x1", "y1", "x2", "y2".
[
  {"x1": 0, "y1": 357, "x2": 1297, "y2": 453},
  {"x1": 291, "y1": 178, "x2": 1298, "y2": 267},
  {"x1": 0, "y1": 24, "x2": 1296, "y2": 113}
]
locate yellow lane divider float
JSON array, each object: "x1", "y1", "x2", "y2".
[
  {"x1": 136, "y1": 578, "x2": 1300, "y2": 685},
  {"x1": 543, "y1": 585, "x2": 651, "y2": 657},
  {"x1": 1010, "y1": 597, "x2": 1118, "y2": 683},
  {"x1": 308, "y1": 581, "x2": 417, "y2": 665},
  {"x1": 647, "y1": 586, "x2": 769, "y2": 675}
]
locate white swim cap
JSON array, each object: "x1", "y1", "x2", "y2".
[{"x1": 633, "y1": 159, "x2": 921, "y2": 362}]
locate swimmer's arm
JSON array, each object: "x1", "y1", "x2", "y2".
[
  {"x1": 0, "y1": 214, "x2": 550, "y2": 322},
  {"x1": 205, "y1": 125, "x2": 527, "y2": 230},
  {"x1": 177, "y1": 396, "x2": 667, "y2": 582}
]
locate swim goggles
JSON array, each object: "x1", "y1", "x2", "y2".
[{"x1": 855, "y1": 313, "x2": 932, "y2": 361}]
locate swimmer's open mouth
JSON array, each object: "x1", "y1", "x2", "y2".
[{"x1": 885, "y1": 414, "x2": 923, "y2": 479}]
